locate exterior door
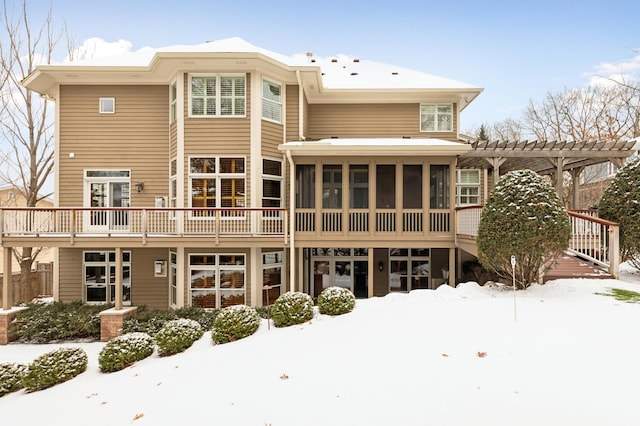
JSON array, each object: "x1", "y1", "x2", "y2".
[{"x1": 87, "y1": 180, "x2": 130, "y2": 230}]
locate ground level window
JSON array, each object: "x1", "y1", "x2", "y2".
[
  {"x1": 263, "y1": 251, "x2": 284, "y2": 304},
  {"x1": 170, "y1": 250, "x2": 177, "y2": 306},
  {"x1": 310, "y1": 248, "x2": 368, "y2": 299},
  {"x1": 189, "y1": 253, "x2": 245, "y2": 308},
  {"x1": 389, "y1": 248, "x2": 430, "y2": 292},
  {"x1": 83, "y1": 250, "x2": 131, "y2": 304}
]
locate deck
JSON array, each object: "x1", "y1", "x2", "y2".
[{"x1": 543, "y1": 253, "x2": 613, "y2": 282}]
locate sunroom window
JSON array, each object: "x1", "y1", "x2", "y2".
[
  {"x1": 190, "y1": 74, "x2": 245, "y2": 117},
  {"x1": 420, "y1": 104, "x2": 453, "y2": 132}
]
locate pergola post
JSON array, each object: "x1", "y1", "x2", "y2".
[
  {"x1": 570, "y1": 167, "x2": 584, "y2": 210},
  {"x1": 484, "y1": 157, "x2": 506, "y2": 188}
]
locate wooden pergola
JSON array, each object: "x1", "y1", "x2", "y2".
[{"x1": 458, "y1": 139, "x2": 638, "y2": 208}]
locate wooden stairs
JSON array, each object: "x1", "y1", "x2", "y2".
[{"x1": 543, "y1": 253, "x2": 613, "y2": 283}]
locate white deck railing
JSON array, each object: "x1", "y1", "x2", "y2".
[{"x1": 0, "y1": 207, "x2": 288, "y2": 244}]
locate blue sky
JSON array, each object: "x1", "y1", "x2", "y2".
[{"x1": 27, "y1": 0, "x2": 640, "y2": 131}]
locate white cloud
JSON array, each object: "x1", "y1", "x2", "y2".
[
  {"x1": 64, "y1": 37, "x2": 135, "y2": 63},
  {"x1": 584, "y1": 50, "x2": 640, "y2": 87}
]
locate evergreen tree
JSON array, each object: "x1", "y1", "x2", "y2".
[
  {"x1": 478, "y1": 124, "x2": 489, "y2": 141},
  {"x1": 598, "y1": 157, "x2": 640, "y2": 270},
  {"x1": 478, "y1": 169, "x2": 571, "y2": 288}
]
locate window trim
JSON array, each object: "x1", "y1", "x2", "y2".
[
  {"x1": 188, "y1": 156, "x2": 247, "y2": 215},
  {"x1": 419, "y1": 103, "x2": 453, "y2": 132},
  {"x1": 83, "y1": 250, "x2": 131, "y2": 305},
  {"x1": 189, "y1": 253, "x2": 246, "y2": 309},
  {"x1": 262, "y1": 157, "x2": 283, "y2": 208},
  {"x1": 262, "y1": 78, "x2": 283, "y2": 124},
  {"x1": 169, "y1": 81, "x2": 177, "y2": 124},
  {"x1": 188, "y1": 73, "x2": 246, "y2": 118},
  {"x1": 99, "y1": 97, "x2": 115, "y2": 114},
  {"x1": 456, "y1": 169, "x2": 481, "y2": 206}
]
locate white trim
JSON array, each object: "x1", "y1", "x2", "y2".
[
  {"x1": 187, "y1": 156, "x2": 247, "y2": 211},
  {"x1": 99, "y1": 97, "x2": 115, "y2": 114},
  {"x1": 261, "y1": 77, "x2": 283, "y2": 124},
  {"x1": 187, "y1": 73, "x2": 247, "y2": 118},
  {"x1": 279, "y1": 138, "x2": 471, "y2": 157},
  {"x1": 419, "y1": 103, "x2": 453, "y2": 132},
  {"x1": 188, "y1": 252, "x2": 246, "y2": 308}
]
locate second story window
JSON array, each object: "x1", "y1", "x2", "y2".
[
  {"x1": 262, "y1": 159, "x2": 282, "y2": 208},
  {"x1": 262, "y1": 79, "x2": 282, "y2": 123},
  {"x1": 169, "y1": 82, "x2": 177, "y2": 123},
  {"x1": 420, "y1": 103, "x2": 453, "y2": 132},
  {"x1": 189, "y1": 157, "x2": 246, "y2": 213},
  {"x1": 456, "y1": 169, "x2": 481, "y2": 206},
  {"x1": 190, "y1": 74, "x2": 246, "y2": 117}
]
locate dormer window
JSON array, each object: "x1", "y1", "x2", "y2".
[{"x1": 420, "y1": 104, "x2": 453, "y2": 132}]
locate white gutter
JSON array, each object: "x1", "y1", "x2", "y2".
[{"x1": 285, "y1": 149, "x2": 296, "y2": 292}]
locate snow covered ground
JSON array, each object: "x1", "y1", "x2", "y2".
[{"x1": 2, "y1": 264, "x2": 640, "y2": 425}]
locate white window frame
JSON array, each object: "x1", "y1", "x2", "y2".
[
  {"x1": 188, "y1": 73, "x2": 246, "y2": 118},
  {"x1": 83, "y1": 250, "x2": 131, "y2": 305},
  {"x1": 189, "y1": 253, "x2": 246, "y2": 309},
  {"x1": 169, "y1": 81, "x2": 177, "y2": 123},
  {"x1": 169, "y1": 250, "x2": 177, "y2": 307},
  {"x1": 262, "y1": 250, "x2": 284, "y2": 304},
  {"x1": 99, "y1": 97, "x2": 115, "y2": 114},
  {"x1": 188, "y1": 156, "x2": 246, "y2": 216},
  {"x1": 262, "y1": 158, "x2": 283, "y2": 208},
  {"x1": 456, "y1": 169, "x2": 481, "y2": 206},
  {"x1": 262, "y1": 78, "x2": 282, "y2": 123},
  {"x1": 420, "y1": 103, "x2": 453, "y2": 132}
]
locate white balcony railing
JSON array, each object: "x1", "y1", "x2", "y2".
[{"x1": 0, "y1": 207, "x2": 288, "y2": 245}]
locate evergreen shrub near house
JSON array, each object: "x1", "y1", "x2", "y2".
[
  {"x1": 477, "y1": 169, "x2": 571, "y2": 289},
  {"x1": 98, "y1": 332, "x2": 155, "y2": 373},
  {"x1": 270, "y1": 291, "x2": 314, "y2": 328},
  {"x1": 22, "y1": 347, "x2": 88, "y2": 392},
  {"x1": 599, "y1": 157, "x2": 640, "y2": 270},
  {"x1": 211, "y1": 305, "x2": 261, "y2": 344},
  {"x1": 122, "y1": 305, "x2": 217, "y2": 336},
  {"x1": 9, "y1": 301, "x2": 108, "y2": 342},
  {"x1": 317, "y1": 286, "x2": 356, "y2": 316},
  {"x1": 0, "y1": 362, "x2": 28, "y2": 397},
  {"x1": 154, "y1": 318, "x2": 204, "y2": 357}
]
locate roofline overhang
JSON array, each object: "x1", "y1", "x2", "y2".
[{"x1": 278, "y1": 138, "x2": 472, "y2": 157}]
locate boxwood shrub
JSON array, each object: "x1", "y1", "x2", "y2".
[
  {"x1": 0, "y1": 362, "x2": 28, "y2": 397},
  {"x1": 22, "y1": 347, "x2": 88, "y2": 392},
  {"x1": 98, "y1": 332, "x2": 155, "y2": 373},
  {"x1": 154, "y1": 318, "x2": 203, "y2": 357},
  {"x1": 271, "y1": 291, "x2": 314, "y2": 328},
  {"x1": 317, "y1": 286, "x2": 356, "y2": 316},
  {"x1": 122, "y1": 305, "x2": 217, "y2": 336},
  {"x1": 211, "y1": 305, "x2": 261, "y2": 344}
]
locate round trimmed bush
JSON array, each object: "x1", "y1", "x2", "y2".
[
  {"x1": 317, "y1": 286, "x2": 356, "y2": 316},
  {"x1": 0, "y1": 362, "x2": 28, "y2": 396},
  {"x1": 599, "y1": 157, "x2": 640, "y2": 270},
  {"x1": 211, "y1": 305, "x2": 261, "y2": 344},
  {"x1": 22, "y1": 347, "x2": 88, "y2": 392},
  {"x1": 154, "y1": 318, "x2": 203, "y2": 357},
  {"x1": 270, "y1": 291, "x2": 314, "y2": 328},
  {"x1": 98, "y1": 332, "x2": 155, "y2": 373}
]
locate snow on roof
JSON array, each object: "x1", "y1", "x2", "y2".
[
  {"x1": 64, "y1": 37, "x2": 479, "y2": 91},
  {"x1": 279, "y1": 138, "x2": 472, "y2": 156}
]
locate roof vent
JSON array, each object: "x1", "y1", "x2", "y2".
[
  {"x1": 353, "y1": 58, "x2": 360, "y2": 63},
  {"x1": 350, "y1": 72, "x2": 358, "y2": 76},
  {"x1": 392, "y1": 72, "x2": 399, "y2": 75},
  {"x1": 331, "y1": 58, "x2": 338, "y2": 63},
  {"x1": 311, "y1": 58, "x2": 316, "y2": 63}
]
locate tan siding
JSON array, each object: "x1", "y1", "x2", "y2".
[
  {"x1": 58, "y1": 85, "x2": 170, "y2": 207},
  {"x1": 130, "y1": 248, "x2": 169, "y2": 309},
  {"x1": 307, "y1": 103, "x2": 459, "y2": 141},
  {"x1": 169, "y1": 122, "x2": 177, "y2": 158},
  {"x1": 285, "y1": 85, "x2": 300, "y2": 142},
  {"x1": 58, "y1": 248, "x2": 83, "y2": 302},
  {"x1": 261, "y1": 120, "x2": 283, "y2": 158}
]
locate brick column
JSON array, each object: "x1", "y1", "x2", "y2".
[
  {"x1": 99, "y1": 306, "x2": 138, "y2": 342},
  {"x1": 0, "y1": 307, "x2": 28, "y2": 345}
]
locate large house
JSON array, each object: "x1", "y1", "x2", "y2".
[{"x1": 9, "y1": 37, "x2": 636, "y2": 312}]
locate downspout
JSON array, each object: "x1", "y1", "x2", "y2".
[
  {"x1": 295, "y1": 70, "x2": 305, "y2": 142},
  {"x1": 285, "y1": 149, "x2": 296, "y2": 292}
]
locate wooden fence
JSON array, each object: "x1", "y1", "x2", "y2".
[{"x1": 0, "y1": 262, "x2": 53, "y2": 305}]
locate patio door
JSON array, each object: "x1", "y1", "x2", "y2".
[{"x1": 85, "y1": 170, "x2": 130, "y2": 231}]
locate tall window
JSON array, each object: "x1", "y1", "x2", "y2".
[
  {"x1": 456, "y1": 169, "x2": 480, "y2": 206},
  {"x1": 189, "y1": 157, "x2": 245, "y2": 213},
  {"x1": 190, "y1": 254, "x2": 245, "y2": 309},
  {"x1": 420, "y1": 104, "x2": 453, "y2": 132},
  {"x1": 84, "y1": 251, "x2": 131, "y2": 304},
  {"x1": 376, "y1": 165, "x2": 396, "y2": 209},
  {"x1": 262, "y1": 79, "x2": 282, "y2": 123},
  {"x1": 190, "y1": 74, "x2": 245, "y2": 117},
  {"x1": 296, "y1": 165, "x2": 315, "y2": 208},
  {"x1": 262, "y1": 159, "x2": 282, "y2": 208},
  {"x1": 430, "y1": 165, "x2": 450, "y2": 209},
  {"x1": 403, "y1": 165, "x2": 422, "y2": 209},
  {"x1": 349, "y1": 165, "x2": 368, "y2": 209},
  {"x1": 85, "y1": 170, "x2": 130, "y2": 230},
  {"x1": 323, "y1": 165, "x2": 342, "y2": 209},
  {"x1": 169, "y1": 250, "x2": 177, "y2": 307},
  {"x1": 263, "y1": 251, "x2": 284, "y2": 304},
  {"x1": 169, "y1": 159, "x2": 177, "y2": 210},
  {"x1": 169, "y1": 82, "x2": 177, "y2": 123}
]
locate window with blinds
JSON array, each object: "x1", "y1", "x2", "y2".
[
  {"x1": 420, "y1": 103, "x2": 453, "y2": 132},
  {"x1": 189, "y1": 157, "x2": 246, "y2": 213},
  {"x1": 262, "y1": 79, "x2": 282, "y2": 123},
  {"x1": 190, "y1": 74, "x2": 246, "y2": 117}
]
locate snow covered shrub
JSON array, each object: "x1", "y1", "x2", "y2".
[
  {"x1": 0, "y1": 363, "x2": 28, "y2": 397},
  {"x1": 154, "y1": 318, "x2": 203, "y2": 357},
  {"x1": 175, "y1": 306, "x2": 218, "y2": 330},
  {"x1": 211, "y1": 305, "x2": 261, "y2": 344},
  {"x1": 122, "y1": 306, "x2": 217, "y2": 336},
  {"x1": 317, "y1": 286, "x2": 356, "y2": 316},
  {"x1": 22, "y1": 347, "x2": 88, "y2": 392},
  {"x1": 270, "y1": 291, "x2": 314, "y2": 328},
  {"x1": 98, "y1": 332, "x2": 155, "y2": 373},
  {"x1": 9, "y1": 301, "x2": 106, "y2": 342},
  {"x1": 478, "y1": 169, "x2": 571, "y2": 289},
  {"x1": 599, "y1": 157, "x2": 640, "y2": 270}
]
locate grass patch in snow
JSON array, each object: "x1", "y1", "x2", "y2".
[{"x1": 596, "y1": 288, "x2": 640, "y2": 303}]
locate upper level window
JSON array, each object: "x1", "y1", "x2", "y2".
[
  {"x1": 262, "y1": 159, "x2": 282, "y2": 208},
  {"x1": 262, "y1": 79, "x2": 282, "y2": 123},
  {"x1": 189, "y1": 74, "x2": 245, "y2": 117},
  {"x1": 189, "y1": 157, "x2": 246, "y2": 213},
  {"x1": 420, "y1": 104, "x2": 453, "y2": 132},
  {"x1": 99, "y1": 97, "x2": 115, "y2": 114},
  {"x1": 456, "y1": 169, "x2": 480, "y2": 206},
  {"x1": 169, "y1": 82, "x2": 177, "y2": 123}
]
